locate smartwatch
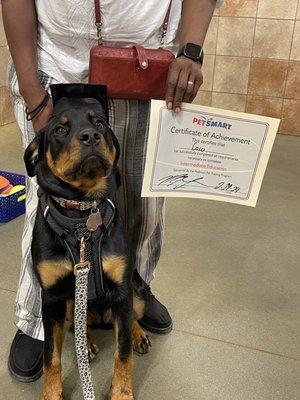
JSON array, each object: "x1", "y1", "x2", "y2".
[{"x1": 176, "y1": 43, "x2": 204, "y2": 65}]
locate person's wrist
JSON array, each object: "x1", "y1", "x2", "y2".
[{"x1": 20, "y1": 83, "x2": 47, "y2": 111}]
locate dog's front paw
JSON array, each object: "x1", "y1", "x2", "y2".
[{"x1": 132, "y1": 323, "x2": 151, "y2": 354}]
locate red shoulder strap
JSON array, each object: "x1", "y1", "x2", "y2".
[
  {"x1": 95, "y1": 0, "x2": 101, "y2": 24},
  {"x1": 162, "y1": 1, "x2": 172, "y2": 33}
]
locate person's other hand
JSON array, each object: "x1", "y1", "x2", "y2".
[
  {"x1": 165, "y1": 56, "x2": 203, "y2": 113},
  {"x1": 23, "y1": 86, "x2": 53, "y2": 133}
]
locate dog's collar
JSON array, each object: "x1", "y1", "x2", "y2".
[{"x1": 51, "y1": 196, "x2": 101, "y2": 211}]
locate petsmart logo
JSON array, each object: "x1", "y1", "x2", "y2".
[{"x1": 193, "y1": 116, "x2": 232, "y2": 130}]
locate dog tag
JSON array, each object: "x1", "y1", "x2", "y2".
[{"x1": 86, "y1": 211, "x2": 102, "y2": 232}]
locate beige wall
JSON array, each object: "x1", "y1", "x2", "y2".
[
  {"x1": 194, "y1": 0, "x2": 300, "y2": 135},
  {"x1": 0, "y1": 0, "x2": 299, "y2": 134}
]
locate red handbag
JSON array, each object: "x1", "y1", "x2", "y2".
[{"x1": 89, "y1": 0, "x2": 175, "y2": 100}]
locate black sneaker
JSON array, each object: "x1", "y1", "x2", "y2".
[
  {"x1": 139, "y1": 288, "x2": 173, "y2": 335},
  {"x1": 8, "y1": 330, "x2": 44, "y2": 383}
]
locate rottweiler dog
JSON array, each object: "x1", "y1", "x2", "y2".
[{"x1": 24, "y1": 84, "x2": 151, "y2": 400}]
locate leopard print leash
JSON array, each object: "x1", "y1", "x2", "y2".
[{"x1": 74, "y1": 237, "x2": 96, "y2": 400}]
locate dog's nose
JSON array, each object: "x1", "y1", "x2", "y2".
[{"x1": 78, "y1": 130, "x2": 101, "y2": 146}]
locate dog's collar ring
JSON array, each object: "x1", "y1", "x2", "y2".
[{"x1": 74, "y1": 225, "x2": 91, "y2": 242}]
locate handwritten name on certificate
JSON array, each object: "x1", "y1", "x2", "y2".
[{"x1": 142, "y1": 101, "x2": 280, "y2": 207}]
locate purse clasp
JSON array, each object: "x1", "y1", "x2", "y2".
[{"x1": 134, "y1": 45, "x2": 149, "y2": 70}]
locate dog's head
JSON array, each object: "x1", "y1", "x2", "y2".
[{"x1": 24, "y1": 84, "x2": 120, "y2": 200}]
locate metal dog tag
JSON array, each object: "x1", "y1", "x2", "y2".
[{"x1": 86, "y1": 211, "x2": 102, "y2": 232}]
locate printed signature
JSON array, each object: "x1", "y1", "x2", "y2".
[{"x1": 158, "y1": 173, "x2": 241, "y2": 193}]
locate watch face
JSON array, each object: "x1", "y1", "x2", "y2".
[{"x1": 184, "y1": 43, "x2": 202, "y2": 60}]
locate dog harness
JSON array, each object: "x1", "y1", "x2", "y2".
[
  {"x1": 38, "y1": 189, "x2": 115, "y2": 399},
  {"x1": 38, "y1": 189, "x2": 115, "y2": 303}
]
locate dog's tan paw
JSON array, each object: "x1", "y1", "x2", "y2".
[{"x1": 132, "y1": 323, "x2": 151, "y2": 354}]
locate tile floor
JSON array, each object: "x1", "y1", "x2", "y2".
[{"x1": 0, "y1": 123, "x2": 299, "y2": 400}]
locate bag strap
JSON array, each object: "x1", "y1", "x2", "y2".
[
  {"x1": 94, "y1": 0, "x2": 102, "y2": 43},
  {"x1": 161, "y1": 1, "x2": 173, "y2": 44},
  {"x1": 94, "y1": 0, "x2": 173, "y2": 45}
]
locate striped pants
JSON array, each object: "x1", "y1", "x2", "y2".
[{"x1": 9, "y1": 67, "x2": 165, "y2": 341}]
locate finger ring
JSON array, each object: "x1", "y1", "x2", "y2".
[{"x1": 187, "y1": 81, "x2": 194, "y2": 86}]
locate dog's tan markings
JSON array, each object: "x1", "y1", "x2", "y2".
[
  {"x1": 87, "y1": 308, "x2": 112, "y2": 326},
  {"x1": 111, "y1": 354, "x2": 134, "y2": 400},
  {"x1": 133, "y1": 296, "x2": 146, "y2": 320},
  {"x1": 46, "y1": 141, "x2": 108, "y2": 197},
  {"x1": 110, "y1": 320, "x2": 134, "y2": 400},
  {"x1": 59, "y1": 115, "x2": 69, "y2": 125},
  {"x1": 38, "y1": 260, "x2": 73, "y2": 289},
  {"x1": 85, "y1": 176, "x2": 108, "y2": 197},
  {"x1": 132, "y1": 320, "x2": 151, "y2": 354},
  {"x1": 103, "y1": 254, "x2": 126, "y2": 284},
  {"x1": 46, "y1": 137, "x2": 81, "y2": 179},
  {"x1": 42, "y1": 323, "x2": 64, "y2": 400},
  {"x1": 57, "y1": 137, "x2": 82, "y2": 176}
]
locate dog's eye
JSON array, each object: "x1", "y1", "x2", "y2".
[
  {"x1": 55, "y1": 126, "x2": 67, "y2": 135},
  {"x1": 95, "y1": 120, "x2": 104, "y2": 128}
]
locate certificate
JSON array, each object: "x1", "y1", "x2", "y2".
[{"x1": 142, "y1": 100, "x2": 280, "y2": 207}]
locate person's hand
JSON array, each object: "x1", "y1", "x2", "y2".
[
  {"x1": 22, "y1": 86, "x2": 53, "y2": 133},
  {"x1": 165, "y1": 56, "x2": 203, "y2": 113}
]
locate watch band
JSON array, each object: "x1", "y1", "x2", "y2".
[{"x1": 177, "y1": 44, "x2": 204, "y2": 65}]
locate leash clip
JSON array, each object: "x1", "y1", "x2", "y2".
[
  {"x1": 74, "y1": 237, "x2": 91, "y2": 276},
  {"x1": 74, "y1": 261, "x2": 91, "y2": 276}
]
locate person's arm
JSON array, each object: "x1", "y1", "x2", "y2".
[
  {"x1": 1, "y1": 0, "x2": 53, "y2": 132},
  {"x1": 165, "y1": 0, "x2": 216, "y2": 112}
]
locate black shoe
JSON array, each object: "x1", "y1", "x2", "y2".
[
  {"x1": 8, "y1": 330, "x2": 44, "y2": 383},
  {"x1": 139, "y1": 289, "x2": 173, "y2": 335}
]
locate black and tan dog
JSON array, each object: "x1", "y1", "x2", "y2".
[{"x1": 24, "y1": 84, "x2": 151, "y2": 400}]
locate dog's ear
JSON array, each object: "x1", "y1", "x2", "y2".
[{"x1": 24, "y1": 130, "x2": 45, "y2": 177}]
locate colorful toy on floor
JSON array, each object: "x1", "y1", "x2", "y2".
[
  {"x1": 0, "y1": 183, "x2": 25, "y2": 197},
  {"x1": 0, "y1": 171, "x2": 26, "y2": 223},
  {"x1": 0, "y1": 175, "x2": 12, "y2": 194}
]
